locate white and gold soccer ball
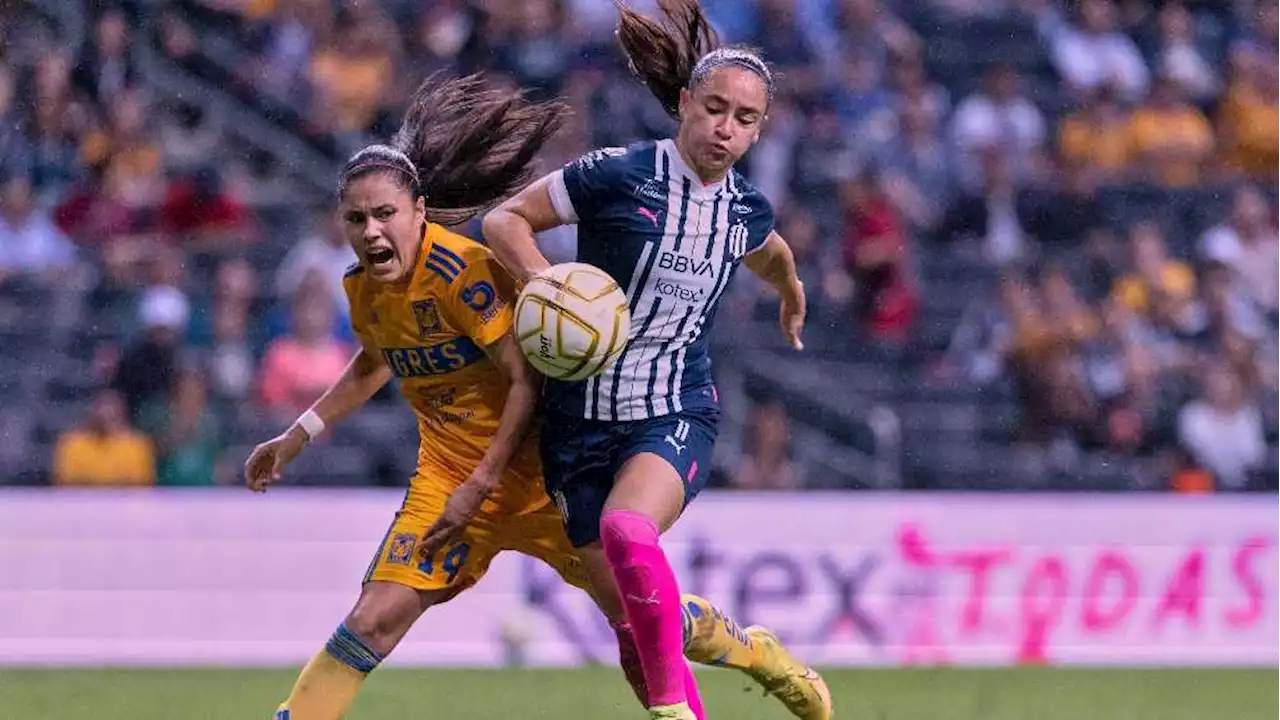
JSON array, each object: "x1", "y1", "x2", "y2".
[{"x1": 514, "y1": 262, "x2": 631, "y2": 381}]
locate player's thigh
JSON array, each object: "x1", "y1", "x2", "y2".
[
  {"x1": 364, "y1": 477, "x2": 499, "y2": 598},
  {"x1": 606, "y1": 408, "x2": 719, "y2": 530},
  {"x1": 539, "y1": 413, "x2": 621, "y2": 548}
]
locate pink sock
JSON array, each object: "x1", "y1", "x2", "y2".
[
  {"x1": 614, "y1": 620, "x2": 705, "y2": 720},
  {"x1": 683, "y1": 665, "x2": 706, "y2": 720},
  {"x1": 601, "y1": 509, "x2": 691, "y2": 708}
]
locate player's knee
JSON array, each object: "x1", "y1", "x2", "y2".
[
  {"x1": 342, "y1": 604, "x2": 400, "y2": 651},
  {"x1": 599, "y1": 509, "x2": 660, "y2": 563}
]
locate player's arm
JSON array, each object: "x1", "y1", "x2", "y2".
[
  {"x1": 244, "y1": 347, "x2": 391, "y2": 491},
  {"x1": 484, "y1": 148, "x2": 625, "y2": 284},
  {"x1": 293, "y1": 347, "x2": 392, "y2": 439},
  {"x1": 482, "y1": 173, "x2": 564, "y2": 284},
  {"x1": 471, "y1": 332, "x2": 540, "y2": 484},
  {"x1": 744, "y1": 231, "x2": 806, "y2": 351}
]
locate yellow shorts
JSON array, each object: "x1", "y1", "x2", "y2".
[{"x1": 363, "y1": 475, "x2": 590, "y2": 596}]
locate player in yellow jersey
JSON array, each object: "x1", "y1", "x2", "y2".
[{"x1": 245, "y1": 75, "x2": 827, "y2": 720}]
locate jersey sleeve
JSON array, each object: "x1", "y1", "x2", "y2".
[
  {"x1": 442, "y1": 253, "x2": 518, "y2": 348},
  {"x1": 547, "y1": 147, "x2": 630, "y2": 225},
  {"x1": 741, "y1": 189, "x2": 777, "y2": 256}
]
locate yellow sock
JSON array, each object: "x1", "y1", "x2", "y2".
[
  {"x1": 276, "y1": 623, "x2": 382, "y2": 720},
  {"x1": 680, "y1": 594, "x2": 767, "y2": 672}
]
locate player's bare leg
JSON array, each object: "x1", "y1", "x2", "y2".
[{"x1": 275, "y1": 581, "x2": 453, "y2": 720}]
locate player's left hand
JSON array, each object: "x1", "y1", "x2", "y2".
[
  {"x1": 418, "y1": 471, "x2": 499, "y2": 558},
  {"x1": 780, "y1": 280, "x2": 806, "y2": 351}
]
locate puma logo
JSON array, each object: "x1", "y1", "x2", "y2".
[
  {"x1": 664, "y1": 435, "x2": 686, "y2": 455},
  {"x1": 636, "y1": 206, "x2": 659, "y2": 227},
  {"x1": 627, "y1": 589, "x2": 661, "y2": 605}
]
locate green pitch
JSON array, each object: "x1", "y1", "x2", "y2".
[{"x1": 0, "y1": 667, "x2": 1273, "y2": 719}]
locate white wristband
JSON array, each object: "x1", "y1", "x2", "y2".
[{"x1": 296, "y1": 409, "x2": 325, "y2": 441}]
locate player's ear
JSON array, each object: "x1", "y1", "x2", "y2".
[
  {"x1": 414, "y1": 194, "x2": 426, "y2": 219},
  {"x1": 677, "y1": 88, "x2": 692, "y2": 118}
]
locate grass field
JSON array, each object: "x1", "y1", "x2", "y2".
[{"x1": 0, "y1": 667, "x2": 1273, "y2": 719}]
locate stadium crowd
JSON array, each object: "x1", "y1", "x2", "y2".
[{"x1": 0, "y1": 0, "x2": 1275, "y2": 491}]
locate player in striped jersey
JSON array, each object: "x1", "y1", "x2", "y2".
[{"x1": 483, "y1": 3, "x2": 827, "y2": 720}]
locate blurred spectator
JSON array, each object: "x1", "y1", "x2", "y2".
[
  {"x1": 160, "y1": 166, "x2": 254, "y2": 252},
  {"x1": 1201, "y1": 185, "x2": 1279, "y2": 316},
  {"x1": 53, "y1": 388, "x2": 155, "y2": 486},
  {"x1": 274, "y1": 209, "x2": 355, "y2": 315},
  {"x1": 886, "y1": 52, "x2": 950, "y2": 130},
  {"x1": 0, "y1": 173, "x2": 78, "y2": 281},
  {"x1": 841, "y1": 172, "x2": 918, "y2": 344},
  {"x1": 1111, "y1": 222, "x2": 1199, "y2": 333},
  {"x1": 1177, "y1": 363, "x2": 1264, "y2": 490},
  {"x1": 258, "y1": 272, "x2": 352, "y2": 419},
  {"x1": 158, "y1": 101, "x2": 224, "y2": 175},
  {"x1": 492, "y1": 0, "x2": 573, "y2": 95},
  {"x1": 113, "y1": 285, "x2": 190, "y2": 423},
  {"x1": 833, "y1": 49, "x2": 897, "y2": 156},
  {"x1": 731, "y1": 398, "x2": 800, "y2": 490},
  {"x1": 305, "y1": 15, "x2": 396, "y2": 150},
  {"x1": 937, "y1": 150, "x2": 1032, "y2": 265},
  {"x1": 951, "y1": 63, "x2": 1046, "y2": 189},
  {"x1": 788, "y1": 99, "x2": 859, "y2": 218},
  {"x1": 1218, "y1": 2, "x2": 1280, "y2": 179},
  {"x1": 1153, "y1": 2, "x2": 1218, "y2": 103},
  {"x1": 1051, "y1": 0, "x2": 1149, "y2": 101},
  {"x1": 1218, "y1": 49, "x2": 1279, "y2": 183},
  {"x1": 1056, "y1": 85, "x2": 1130, "y2": 185},
  {"x1": 1126, "y1": 75, "x2": 1214, "y2": 188},
  {"x1": 876, "y1": 97, "x2": 951, "y2": 235},
  {"x1": 139, "y1": 366, "x2": 222, "y2": 487},
  {"x1": 73, "y1": 7, "x2": 138, "y2": 110},
  {"x1": 1006, "y1": 268, "x2": 1098, "y2": 446},
  {"x1": 201, "y1": 298, "x2": 257, "y2": 407}
]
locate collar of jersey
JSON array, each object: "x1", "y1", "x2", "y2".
[{"x1": 659, "y1": 138, "x2": 728, "y2": 198}]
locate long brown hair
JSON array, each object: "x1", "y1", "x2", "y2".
[
  {"x1": 339, "y1": 73, "x2": 568, "y2": 226},
  {"x1": 615, "y1": 0, "x2": 774, "y2": 118},
  {"x1": 614, "y1": 0, "x2": 718, "y2": 116}
]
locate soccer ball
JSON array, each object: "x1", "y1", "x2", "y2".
[{"x1": 515, "y1": 262, "x2": 631, "y2": 381}]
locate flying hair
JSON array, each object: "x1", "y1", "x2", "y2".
[
  {"x1": 339, "y1": 73, "x2": 568, "y2": 226},
  {"x1": 614, "y1": 0, "x2": 774, "y2": 117}
]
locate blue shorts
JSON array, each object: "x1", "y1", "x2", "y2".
[{"x1": 540, "y1": 407, "x2": 720, "y2": 547}]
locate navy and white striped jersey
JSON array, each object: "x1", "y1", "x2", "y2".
[{"x1": 544, "y1": 138, "x2": 775, "y2": 421}]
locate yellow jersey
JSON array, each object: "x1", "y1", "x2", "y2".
[{"x1": 343, "y1": 223, "x2": 546, "y2": 515}]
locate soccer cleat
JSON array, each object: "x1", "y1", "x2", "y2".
[
  {"x1": 743, "y1": 626, "x2": 834, "y2": 720},
  {"x1": 648, "y1": 702, "x2": 698, "y2": 720}
]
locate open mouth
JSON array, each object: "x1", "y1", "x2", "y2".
[{"x1": 367, "y1": 247, "x2": 395, "y2": 266}]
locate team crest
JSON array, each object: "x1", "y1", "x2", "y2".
[
  {"x1": 387, "y1": 533, "x2": 417, "y2": 565},
  {"x1": 412, "y1": 300, "x2": 442, "y2": 337}
]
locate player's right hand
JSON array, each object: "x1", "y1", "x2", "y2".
[{"x1": 243, "y1": 426, "x2": 308, "y2": 492}]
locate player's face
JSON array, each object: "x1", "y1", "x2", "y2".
[
  {"x1": 339, "y1": 172, "x2": 426, "y2": 284},
  {"x1": 677, "y1": 67, "x2": 768, "y2": 182}
]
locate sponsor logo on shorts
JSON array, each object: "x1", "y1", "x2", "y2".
[{"x1": 387, "y1": 533, "x2": 417, "y2": 565}]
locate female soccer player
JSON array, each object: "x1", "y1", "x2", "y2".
[
  {"x1": 246, "y1": 74, "x2": 818, "y2": 720},
  {"x1": 482, "y1": 3, "x2": 828, "y2": 720}
]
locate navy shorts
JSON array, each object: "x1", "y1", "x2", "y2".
[{"x1": 540, "y1": 407, "x2": 720, "y2": 547}]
